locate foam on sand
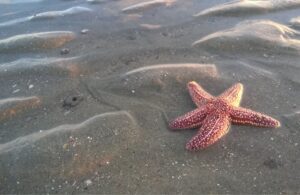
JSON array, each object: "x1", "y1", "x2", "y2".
[{"x1": 195, "y1": 0, "x2": 300, "y2": 17}]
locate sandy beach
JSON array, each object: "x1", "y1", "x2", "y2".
[{"x1": 0, "y1": 0, "x2": 299, "y2": 194}]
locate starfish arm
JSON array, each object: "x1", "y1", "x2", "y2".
[
  {"x1": 187, "y1": 81, "x2": 213, "y2": 107},
  {"x1": 219, "y1": 83, "x2": 243, "y2": 107},
  {"x1": 186, "y1": 114, "x2": 230, "y2": 150},
  {"x1": 230, "y1": 106, "x2": 280, "y2": 128},
  {"x1": 169, "y1": 106, "x2": 207, "y2": 130}
]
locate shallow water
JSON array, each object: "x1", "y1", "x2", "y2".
[{"x1": 0, "y1": 0, "x2": 300, "y2": 194}]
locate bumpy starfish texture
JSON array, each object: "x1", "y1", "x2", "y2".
[{"x1": 169, "y1": 81, "x2": 280, "y2": 151}]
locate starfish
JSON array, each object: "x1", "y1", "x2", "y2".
[{"x1": 169, "y1": 81, "x2": 280, "y2": 151}]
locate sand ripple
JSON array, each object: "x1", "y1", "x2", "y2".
[
  {"x1": 0, "y1": 7, "x2": 92, "y2": 27},
  {"x1": 0, "y1": 31, "x2": 75, "y2": 53},
  {"x1": 0, "y1": 57, "x2": 80, "y2": 77},
  {"x1": 122, "y1": 0, "x2": 176, "y2": 14},
  {"x1": 30, "y1": 6, "x2": 92, "y2": 20},
  {"x1": 195, "y1": 0, "x2": 300, "y2": 17},
  {"x1": 290, "y1": 16, "x2": 300, "y2": 27},
  {"x1": 87, "y1": 0, "x2": 106, "y2": 4},
  {"x1": 0, "y1": 111, "x2": 139, "y2": 192},
  {"x1": 193, "y1": 20, "x2": 300, "y2": 54},
  {"x1": 0, "y1": 111, "x2": 137, "y2": 154},
  {"x1": 95, "y1": 63, "x2": 218, "y2": 97},
  {"x1": 0, "y1": 0, "x2": 43, "y2": 4},
  {"x1": 0, "y1": 96, "x2": 41, "y2": 122}
]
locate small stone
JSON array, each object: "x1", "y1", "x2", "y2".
[
  {"x1": 29, "y1": 84, "x2": 34, "y2": 89},
  {"x1": 85, "y1": 179, "x2": 92, "y2": 186},
  {"x1": 126, "y1": 34, "x2": 136, "y2": 40},
  {"x1": 81, "y1": 29, "x2": 89, "y2": 34},
  {"x1": 63, "y1": 94, "x2": 84, "y2": 108},
  {"x1": 60, "y1": 48, "x2": 70, "y2": 55},
  {"x1": 13, "y1": 89, "x2": 20, "y2": 93},
  {"x1": 161, "y1": 32, "x2": 169, "y2": 37},
  {"x1": 63, "y1": 143, "x2": 68, "y2": 150},
  {"x1": 263, "y1": 158, "x2": 282, "y2": 169}
]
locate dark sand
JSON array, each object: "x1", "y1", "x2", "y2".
[{"x1": 0, "y1": 0, "x2": 299, "y2": 194}]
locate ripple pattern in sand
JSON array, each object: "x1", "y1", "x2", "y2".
[
  {"x1": 0, "y1": 57, "x2": 82, "y2": 77},
  {"x1": 291, "y1": 16, "x2": 300, "y2": 27},
  {"x1": 0, "y1": 0, "x2": 299, "y2": 194},
  {"x1": 193, "y1": 20, "x2": 300, "y2": 55},
  {"x1": 121, "y1": 0, "x2": 176, "y2": 14},
  {"x1": 0, "y1": 6, "x2": 92, "y2": 27},
  {"x1": 87, "y1": 63, "x2": 218, "y2": 100},
  {"x1": 0, "y1": 111, "x2": 140, "y2": 193},
  {"x1": 0, "y1": 31, "x2": 75, "y2": 53},
  {"x1": 0, "y1": 0, "x2": 43, "y2": 4},
  {"x1": 195, "y1": 0, "x2": 300, "y2": 17},
  {"x1": 0, "y1": 96, "x2": 41, "y2": 122}
]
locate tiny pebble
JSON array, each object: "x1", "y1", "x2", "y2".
[
  {"x1": 13, "y1": 89, "x2": 20, "y2": 93},
  {"x1": 60, "y1": 48, "x2": 70, "y2": 55},
  {"x1": 85, "y1": 179, "x2": 92, "y2": 186},
  {"x1": 81, "y1": 29, "x2": 89, "y2": 34},
  {"x1": 29, "y1": 84, "x2": 34, "y2": 89}
]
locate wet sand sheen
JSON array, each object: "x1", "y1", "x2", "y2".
[{"x1": 0, "y1": 0, "x2": 299, "y2": 194}]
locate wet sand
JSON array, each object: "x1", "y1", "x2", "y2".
[{"x1": 0, "y1": 0, "x2": 299, "y2": 194}]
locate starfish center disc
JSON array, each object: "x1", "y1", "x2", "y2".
[{"x1": 207, "y1": 98, "x2": 230, "y2": 114}]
